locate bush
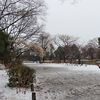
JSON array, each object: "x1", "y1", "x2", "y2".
[{"x1": 7, "y1": 64, "x2": 36, "y2": 88}]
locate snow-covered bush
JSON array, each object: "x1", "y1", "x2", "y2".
[{"x1": 7, "y1": 64, "x2": 36, "y2": 88}]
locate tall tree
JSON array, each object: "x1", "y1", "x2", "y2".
[
  {"x1": 37, "y1": 32, "x2": 53, "y2": 61},
  {"x1": 37, "y1": 32, "x2": 51, "y2": 51},
  {"x1": 54, "y1": 34, "x2": 78, "y2": 62},
  {"x1": 58, "y1": 34, "x2": 78, "y2": 46},
  {"x1": 70, "y1": 44, "x2": 80, "y2": 63},
  {"x1": 0, "y1": 0, "x2": 46, "y2": 66},
  {"x1": 97, "y1": 37, "x2": 100, "y2": 59},
  {"x1": 86, "y1": 38, "x2": 99, "y2": 59},
  {"x1": 54, "y1": 46, "x2": 65, "y2": 62}
]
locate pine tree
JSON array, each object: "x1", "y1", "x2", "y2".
[{"x1": 0, "y1": 30, "x2": 10, "y2": 61}]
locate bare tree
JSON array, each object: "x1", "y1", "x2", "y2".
[
  {"x1": 86, "y1": 38, "x2": 99, "y2": 60},
  {"x1": 37, "y1": 32, "x2": 51, "y2": 51},
  {"x1": 54, "y1": 34, "x2": 78, "y2": 63},
  {"x1": 87, "y1": 38, "x2": 99, "y2": 48},
  {"x1": 0, "y1": 0, "x2": 46, "y2": 66},
  {"x1": 36, "y1": 32, "x2": 53, "y2": 61},
  {"x1": 55, "y1": 34, "x2": 78, "y2": 46}
]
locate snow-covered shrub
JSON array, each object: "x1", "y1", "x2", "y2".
[{"x1": 7, "y1": 64, "x2": 36, "y2": 88}]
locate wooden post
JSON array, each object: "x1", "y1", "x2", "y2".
[
  {"x1": 31, "y1": 83, "x2": 36, "y2": 100},
  {"x1": 32, "y1": 92, "x2": 36, "y2": 100}
]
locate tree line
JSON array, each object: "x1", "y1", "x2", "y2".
[{"x1": 22, "y1": 33, "x2": 100, "y2": 64}]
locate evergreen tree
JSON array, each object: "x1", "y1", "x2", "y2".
[
  {"x1": 0, "y1": 30, "x2": 10, "y2": 62},
  {"x1": 98, "y1": 37, "x2": 100, "y2": 48}
]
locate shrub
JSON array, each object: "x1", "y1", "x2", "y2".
[{"x1": 7, "y1": 64, "x2": 36, "y2": 88}]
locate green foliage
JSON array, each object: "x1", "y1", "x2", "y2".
[
  {"x1": 0, "y1": 30, "x2": 10, "y2": 59},
  {"x1": 7, "y1": 64, "x2": 36, "y2": 88},
  {"x1": 98, "y1": 37, "x2": 100, "y2": 46}
]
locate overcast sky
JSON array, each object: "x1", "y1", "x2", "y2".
[{"x1": 44, "y1": 0, "x2": 100, "y2": 43}]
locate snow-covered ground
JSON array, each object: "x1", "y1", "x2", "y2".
[
  {"x1": 26, "y1": 63, "x2": 100, "y2": 100},
  {"x1": 0, "y1": 69, "x2": 31, "y2": 100},
  {"x1": 1, "y1": 63, "x2": 100, "y2": 100}
]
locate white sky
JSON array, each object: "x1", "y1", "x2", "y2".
[{"x1": 45, "y1": 0, "x2": 100, "y2": 43}]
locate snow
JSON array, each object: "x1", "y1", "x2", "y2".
[
  {"x1": 1, "y1": 63, "x2": 100, "y2": 100},
  {"x1": 0, "y1": 70, "x2": 31, "y2": 100},
  {"x1": 25, "y1": 63, "x2": 100, "y2": 73},
  {"x1": 0, "y1": 64, "x2": 5, "y2": 70},
  {"x1": 26, "y1": 63, "x2": 100, "y2": 100}
]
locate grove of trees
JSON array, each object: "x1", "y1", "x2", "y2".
[{"x1": 22, "y1": 33, "x2": 100, "y2": 64}]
